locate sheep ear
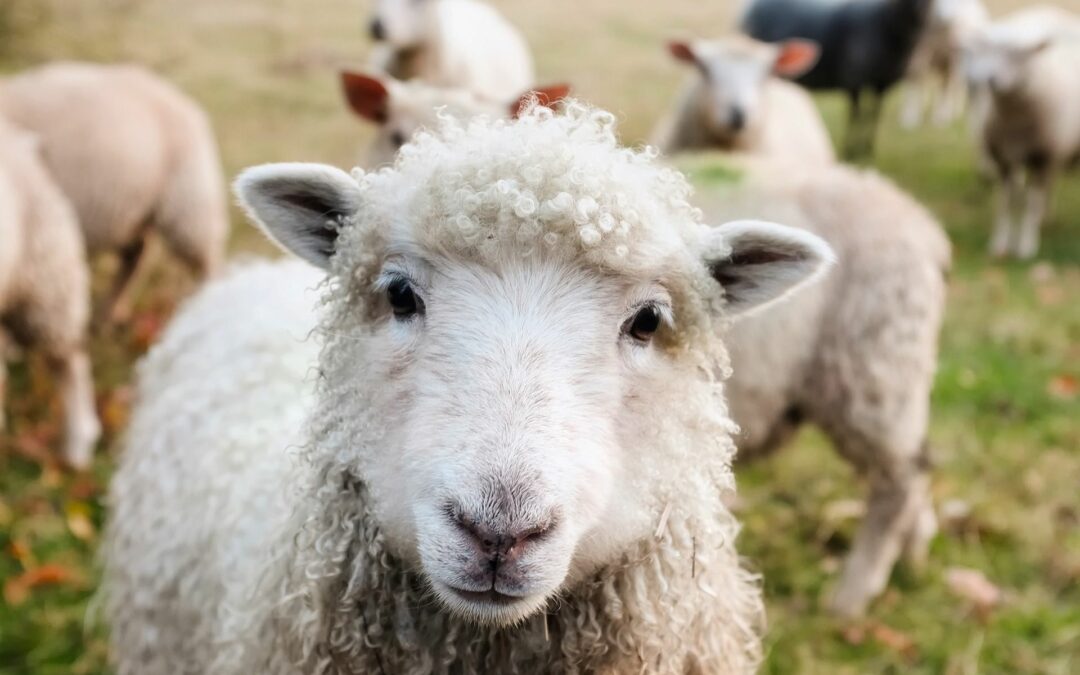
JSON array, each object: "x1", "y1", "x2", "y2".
[
  {"x1": 668, "y1": 41, "x2": 700, "y2": 66},
  {"x1": 341, "y1": 71, "x2": 390, "y2": 123},
  {"x1": 235, "y1": 163, "x2": 363, "y2": 270},
  {"x1": 773, "y1": 40, "x2": 820, "y2": 78},
  {"x1": 705, "y1": 220, "x2": 835, "y2": 318},
  {"x1": 509, "y1": 83, "x2": 572, "y2": 118}
]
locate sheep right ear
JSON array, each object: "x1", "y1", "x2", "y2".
[
  {"x1": 704, "y1": 219, "x2": 835, "y2": 318},
  {"x1": 235, "y1": 163, "x2": 363, "y2": 270},
  {"x1": 341, "y1": 71, "x2": 390, "y2": 123},
  {"x1": 668, "y1": 41, "x2": 700, "y2": 66}
]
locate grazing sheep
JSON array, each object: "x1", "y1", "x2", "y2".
[
  {"x1": 900, "y1": 0, "x2": 989, "y2": 129},
  {"x1": 0, "y1": 62, "x2": 229, "y2": 322},
  {"x1": 340, "y1": 70, "x2": 569, "y2": 167},
  {"x1": 104, "y1": 104, "x2": 837, "y2": 674},
  {"x1": 679, "y1": 153, "x2": 950, "y2": 618},
  {"x1": 964, "y1": 7, "x2": 1080, "y2": 258},
  {"x1": 652, "y1": 36, "x2": 835, "y2": 164},
  {"x1": 367, "y1": 0, "x2": 534, "y2": 103},
  {"x1": 742, "y1": 0, "x2": 933, "y2": 158},
  {"x1": 0, "y1": 118, "x2": 100, "y2": 469}
]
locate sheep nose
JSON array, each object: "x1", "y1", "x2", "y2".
[
  {"x1": 452, "y1": 511, "x2": 555, "y2": 563},
  {"x1": 729, "y1": 107, "x2": 746, "y2": 131},
  {"x1": 369, "y1": 18, "x2": 385, "y2": 41}
]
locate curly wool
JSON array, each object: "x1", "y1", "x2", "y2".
[{"x1": 107, "y1": 105, "x2": 764, "y2": 675}]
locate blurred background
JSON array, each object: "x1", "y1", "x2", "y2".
[{"x1": 0, "y1": 0, "x2": 1077, "y2": 673}]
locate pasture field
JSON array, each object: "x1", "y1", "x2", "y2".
[{"x1": 1, "y1": 0, "x2": 1078, "y2": 673}]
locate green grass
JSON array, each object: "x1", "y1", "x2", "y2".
[{"x1": 1, "y1": 1, "x2": 1079, "y2": 673}]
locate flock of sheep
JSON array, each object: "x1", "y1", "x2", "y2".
[{"x1": 0, "y1": 0, "x2": 1076, "y2": 672}]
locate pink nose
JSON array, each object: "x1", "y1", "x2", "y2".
[{"x1": 452, "y1": 510, "x2": 555, "y2": 564}]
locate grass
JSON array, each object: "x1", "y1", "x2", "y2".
[{"x1": 1, "y1": 0, "x2": 1078, "y2": 672}]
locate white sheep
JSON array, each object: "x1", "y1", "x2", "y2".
[
  {"x1": 0, "y1": 62, "x2": 229, "y2": 321},
  {"x1": 0, "y1": 118, "x2": 100, "y2": 469},
  {"x1": 367, "y1": 0, "x2": 535, "y2": 103},
  {"x1": 104, "y1": 104, "x2": 837, "y2": 674},
  {"x1": 679, "y1": 153, "x2": 951, "y2": 618},
  {"x1": 964, "y1": 6, "x2": 1080, "y2": 258},
  {"x1": 340, "y1": 70, "x2": 569, "y2": 167},
  {"x1": 652, "y1": 36, "x2": 835, "y2": 165},
  {"x1": 900, "y1": 0, "x2": 989, "y2": 129}
]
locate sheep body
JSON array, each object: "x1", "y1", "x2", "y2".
[
  {"x1": 101, "y1": 105, "x2": 844, "y2": 674},
  {"x1": 0, "y1": 119, "x2": 99, "y2": 467},
  {"x1": 653, "y1": 37, "x2": 835, "y2": 164},
  {"x1": 0, "y1": 62, "x2": 228, "y2": 319},
  {"x1": 967, "y1": 7, "x2": 1080, "y2": 258},
  {"x1": 682, "y1": 154, "x2": 950, "y2": 617},
  {"x1": 369, "y1": 0, "x2": 534, "y2": 103},
  {"x1": 742, "y1": 0, "x2": 931, "y2": 157}
]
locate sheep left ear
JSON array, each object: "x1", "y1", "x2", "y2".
[
  {"x1": 234, "y1": 163, "x2": 363, "y2": 270},
  {"x1": 704, "y1": 220, "x2": 835, "y2": 318},
  {"x1": 773, "y1": 40, "x2": 820, "y2": 78},
  {"x1": 509, "y1": 83, "x2": 572, "y2": 118}
]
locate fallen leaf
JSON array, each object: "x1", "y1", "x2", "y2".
[
  {"x1": 945, "y1": 567, "x2": 1002, "y2": 617},
  {"x1": 2, "y1": 563, "x2": 77, "y2": 606},
  {"x1": 65, "y1": 502, "x2": 96, "y2": 542},
  {"x1": 131, "y1": 312, "x2": 166, "y2": 351},
  {"x1": 1047, "y1": 375, "x2": 1078, "y2": 401},
  {"x1": 99, "y1": 385, "x2": 134, "y2": 436},
  {"x1": 870, "y1": 622, "x2": 918, "y2": 660}
]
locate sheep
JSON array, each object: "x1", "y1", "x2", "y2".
[
  {"x1": 367, "y1": 0, "x2": 535, "y2": 103},
  {"x1": 104, "y1": 103, "x2": 838, "y2": 674},
  {"x1": 677, "y1": 152, "x2": 951, "y2": 617},
  {"x1": 964, "y1": 7, "x2": 1080, "y2": 258},
  {"x1": 0, "y1": 62, "x2": 229, "y2": 323},
  {"x1": 741, "y1": 0, "x2": 933, "y2": 158},
  {"x1": 900, "y1": 0, "x2": 989, "y2": 129},
  {"x1": 652, "y1": 36, "x2": 835, "y2": 165},
  {"x1": 340, "y1": 70, "x2": 569, "y2": 167},
  {"x1": 0, "y1": 118, "x2": 100, "y2": 469}
]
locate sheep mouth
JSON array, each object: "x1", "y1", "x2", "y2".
[{"x1": 445, "y1": 586, "x2": 526, "y2": 606}]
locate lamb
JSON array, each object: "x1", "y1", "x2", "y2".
[
  {"x1": 964, "y1": 6, "x2": 1080, "y2": 258},
  {"x1": 652, "y1": 36, "x2": 835, "y2": 165},
  {"x1": 0, "y1": 118, "x2": 100, "y2": 469},
  {"x1": 900, "y1": 0, "x2": 989, "y2": 129},
  {"x1": 742, "y1": 0, "x2": 933, "y2": 158},
  {"x1": 367, "y1": 0, "x2": 534, "y2": 103},
  {"x1": 678, "y1": 152, "x2": 951, "y2": 617},
  {"x1": 104, "y1": 103, "x2": 837, "y2": 674},
  {"x1": 340, "y1": 70, "x2": 569, "y2": 167},
  {"x1": 0, "y1": 62, "x2": 229, "y2": 322}
]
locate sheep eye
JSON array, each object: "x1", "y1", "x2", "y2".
[
  {"x1": 387, "y1": 277, "x2": 421, "y2": 318},
  {"x1": 625, "y1": 305, "x2": 662, "y2": 342},
  {"x1": 390, "y1": 131, "x2": 407, "y2": 148}
]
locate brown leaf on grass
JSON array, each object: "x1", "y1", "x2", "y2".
[
  {"x1": 8, "y1": 539, "x2": 34, "y2": 566},
  {"x1": 11, "y1": 423, "x2": 58, "y2": 467},
  {"x1": 98, "y1": 385, "x2": 134, "y2": 436},
  {"x1": 132, "y1": 311, "x2": 166, "y2": 352},
  {"x1": 2, "y1": 563, "x2": 78, "y2": 606},
  {"x1": 840, "y1": 621, "x2": 919, "y2": 661},
  {"x1": 945, "y1": 567, "x2": 1002, "y2": 618},
  {"x1": 1047, "y1": 375, "x2": 1078, "y2": 401}
]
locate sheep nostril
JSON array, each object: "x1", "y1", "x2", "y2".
[
  {"x1": 369, "y1": 18, "x2": 385, "y2": 41},
  {"x1": 729, "y1": 108, "x2": 746, "y2": 131}
]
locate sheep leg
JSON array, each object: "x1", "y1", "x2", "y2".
[
  {"x1": 1015, "y1": 169, "x2": 1053, "y2": 259},
  {"x1": 829, "y1": 467, "x2": 930, "y2": 618},
  {"x1": 101, "y1": 234, "x2": 147, "y2": 325},
  {"x1": 934, "y1": 62, "x2": 964, "y2": 127},
  {"x1": 900, "y1": 80, "x2": 927, "y2": 130},
  {"x1": 990, "y1": 168, "x2": 1021, "y2": 258},
  {"x1": 51, "y1": 350, "x2": 101, "y2": 470},
  {"x1": 843, "y1": 90, "x2": 864, "y2": 160}
]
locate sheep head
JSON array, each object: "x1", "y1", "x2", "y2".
[
  {"x1": 236, "y1": 104, "x2": 832, "y2": 628},
  {"x1": 668, "y1": 36, "x2": 819, "y2": 143}
]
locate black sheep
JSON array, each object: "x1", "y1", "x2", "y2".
[{"x1": 742, "y1": 0, "x2": 932, "y2": 158}]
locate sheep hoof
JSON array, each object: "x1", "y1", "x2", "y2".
[{"x1": 826, "y1": 584, "x2": 871, "y2": 620}]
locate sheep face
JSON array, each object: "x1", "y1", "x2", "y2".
[
  {"x1": 370, "y1": 0, "x2": 433, "y2": 47},
  {"x1": 237, "y1": 107, "x2": 832, "y2": 627},
  {"x1": 669, "y1": 38, "x2": 819, "y2": 143},
  {"x1": 964, "y1": 30, "x2": 1050, "y2": 95}
]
